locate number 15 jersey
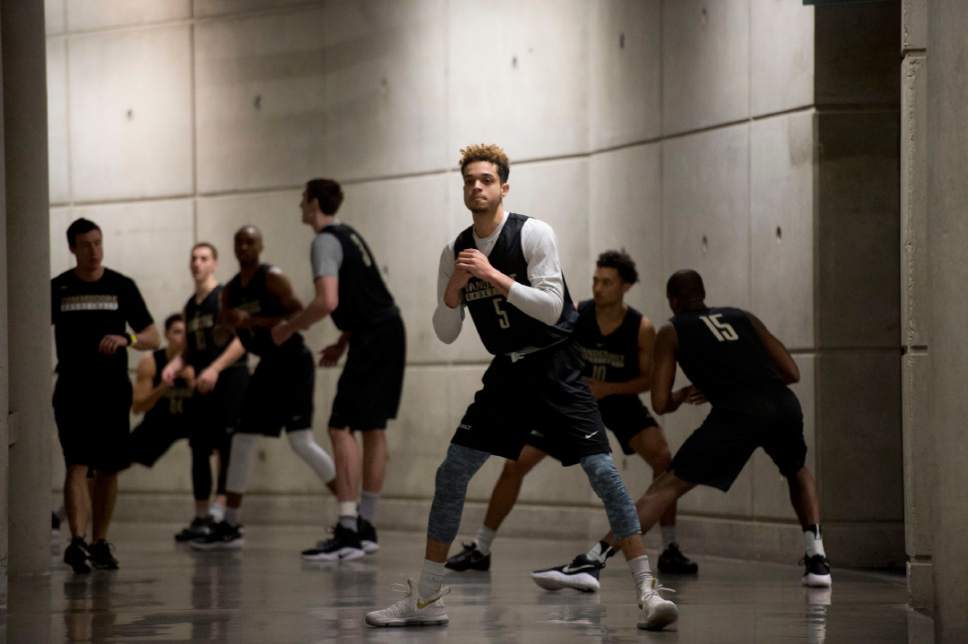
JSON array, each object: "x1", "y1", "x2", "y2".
[{"x1": 671, "y1": 306, "x2": 785, "y2": 412}]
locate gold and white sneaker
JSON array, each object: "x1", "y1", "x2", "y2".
[
  {"x1": 637, "y1": 578, "x2": 678, "y2": 631},
  {"x1": 364, "y1": 579, "x2": 450, "y2": 627}
]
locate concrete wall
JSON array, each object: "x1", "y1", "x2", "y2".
[{"x1": 45, "y1": 0, "x2": 903, "y2": 566}]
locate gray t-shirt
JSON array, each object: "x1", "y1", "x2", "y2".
[{"x1": 310, "y1": 232, "x2": 343, "y2": 278}]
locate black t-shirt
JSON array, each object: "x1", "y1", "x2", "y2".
[
  {"x1": 317, "y1": 224, "x2": 399, "y2": 332},
  {"x1": 574, "y1": 300, "x2": 642, "y2": 384},
  {"x1": 223, "y1": 264, "x2": 303, "y2": 358},
  {"x1": 184, "y1": 285, "x2": 246, "y2": 372},
  {"x1": 453, "y1": 213, "x2": 576, "y2": 356},
  {"x1": 671, "y1": 306, "x2": 786, "y2": 412},
  {"x1": 142, "y1": 349, "x2": 193, "y2": 427},
  {"x1": 51, "y1": 267, "x2": 153, "y2": 381}
]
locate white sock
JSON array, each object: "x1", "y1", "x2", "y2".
[
  {"x1": 475, "y1": 526, "x2": 496, "y2": 555},
  {"x1": 661, "y1": 525, "x2": 677, "y2": 549},
  {"x1": 209, "y1": 501, "x2": 225, "y2": 523},
  {"x1": 584, "y1": 540, "x2": 611, "y2": 564},
  {"x1": 360, "y1": 491, "x2": 380, "y2": 523},
  {"x1": 338, "y1": 500, "x2": 358, "y2": 531},
  {"x1": 628, "y1": 554, "x2": 654, "y2": 597},
  {"x1": 418, "y1": 560, "x2": 447, "y2": 599},
  {"x1": 804, "y1": 525, "x2": 826, "y2": 558},
  {"x1": 225, "y1": 506, "x2": 240, "y2": 526}
]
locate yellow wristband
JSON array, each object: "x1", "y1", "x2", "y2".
[{"x1": 128, "y1": 332, "x2": 138, "y2": 347}]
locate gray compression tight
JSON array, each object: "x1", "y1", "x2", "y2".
[
  {"x1": 426, "y1": 444, "x2": 490, "y2": 543},
  {"x1": 579, "y1": 452, "x2": 641, "y2": 540}
]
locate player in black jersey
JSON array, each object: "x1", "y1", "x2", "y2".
[
  {"x1": 159, "y1": 242, "x2": 249, "y2": 541},
  {"x1": 366, "y1": 144, "x2": 677, "y2": 631},
  {"x1": 51, "y1": 218, "x2": 160, "y2": 573},
  {"x1": 448, "y1": 250, "x2": 697, "y2": 587},
  {"x1": 535, "y1": 269, "x2": 832, "y2": 588},
  {"x1": 191, "y1": 226, "x2": 336, "y2": 551},
  {"x1": 271, "y1": 178, "x2": 405, "y2": 561}
]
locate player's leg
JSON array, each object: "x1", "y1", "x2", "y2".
[
  {"x1": 446, "y1": 444, "x2": 547, "y2": 571},
  {"x1": 359, "y1": 429, "x2": 387, "y2": 553},
  {"x1": 63, "y1": 464, "x2": 92, "y2": 573}
]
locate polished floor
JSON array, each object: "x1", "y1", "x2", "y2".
[{"x1": 3, "y1": 522, "x2": 933, "y2": 643}]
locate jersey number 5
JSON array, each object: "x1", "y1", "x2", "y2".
[
  {"x1": 700, "y1": 314, "x2": 739, "y2": 342},
  {"x1": 494, "y1": 298, "x2": 511, "y2": 329}
]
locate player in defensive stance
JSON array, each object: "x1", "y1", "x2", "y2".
[
  {"x1": 364, "y1": 144, "x2": 677, "y2": 630},
  {"x1": 534, "y1": 269, "x2": 832, "y2": 589},
  {"x1": 448, "y1": 250, "x2": 697, "y2": 590}
]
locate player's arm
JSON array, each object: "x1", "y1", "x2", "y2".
[
  {"x1": 273, "y1": 275, "x2": 338, "y2": 345},
  {"x1": 650, "y1": 324, "x2": 701, "y2": 414},
  {"x1": 102, "y1": 323, "x2": 160, "y2": 355},
  {"x1": 434, "y1": 243, "x2": 466, "y2": 344},
  {"x1": 747, "y1": 312, "x2": 799, "y2": 384},
  {"x1": 132, "y1": 354, "x2": 165, "y2": 414},
  {"x1": 251, "y1": 269, "x2": 302, "y2": 328},
  {"x1": 196, "y1": 337, "x2": 246, "y2": 393},
  {"x1": 592, "y1": 317, "x2": 656, "y2": 398}
]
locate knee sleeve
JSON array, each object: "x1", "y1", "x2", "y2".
[
  {"x1": 580, "y1": 453, "x2": 641, "y2": 539},
  {"x1": 426, "y1": 444, "x2": 490, "y2": 543},
  {"x1": 225, "y1": 433, "x2": 260, "y2": 494},
  {"x1": 287, "y1": 429, "x2": 336, "y2": 484},
  {"x1": 191, "y1": 445, "x2": 213, "y2": 502}
]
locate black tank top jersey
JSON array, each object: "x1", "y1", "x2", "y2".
[
  {"x1": 142, "y1": 350, "x2": 193, "y2": 427},
  {"x1": 223, "y1": 264, "x2": 304, "y2": 357},
  {"x1": 671, "y1": 306, "x2": 785, "y2": 411},
  {"x1": 454, "y1": 213, "x2": 576, "y2": 356},
  {"x1": 318, "y1": 223, "x2": 399, "y2": 331},
  {"x1": 184, "y1": 285, "x2": 246, "y2": 372},
  {"x1": 574, "y1": 300, "x2": 642, "y2": 383}
]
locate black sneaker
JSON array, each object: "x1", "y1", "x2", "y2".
[
  {"x1": 190, "y1": 521, "x2": 244, "y2": 551},
  {"x1": 531, "y1": 554, "x2": 604, "y2": 592},
  {"x1": 175, "y1": 516, "x2": 213, "y2": 542},
  {"x1": 357, "y1": 517, "x2": 379, "y2": 554},
  {"x1": 445, "y1": 542, "x2": 490, "y2": 572},
  {"x1": 302, "y1": 523, "x2": 364, "y2": 561},
  {"x1": 657, "y1": 542, "x2": 699, "y2": 575},
  {"x1": 63, "y1": 537, "x2": 91, "y2": 574},
  {"x1": 89, "y1": 540, "x2": 119, "y2": 570},
  {"x1": 801, "y1": 553, "x2": 832, "y2": 588}
]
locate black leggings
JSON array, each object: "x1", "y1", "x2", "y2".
[{"x1": 191, "y1": 437, "x2": 230, "y2": 501}]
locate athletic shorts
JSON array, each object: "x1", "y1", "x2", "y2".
[
  {"x1": 329, "y1": 314, "x2": 406, "y2": 431},
  {"x1": 599, "y1": 395, "x2": 660, "y2": 455},
  {"x1": 190, "y1": 365, "x2": 248, "y2": 449},
  {"x1": 671, "y1": 388, "x2": 807, "y2": 491},
  {"x1": 452, "y1": 341, "x2": 611, "y2": 466},
  {"x1": 53, "y1": 374, "x2": 132, "y2": 473},
  {"x1": 237, "y1": 344, "x2": 314, "y2": 437},
  {"x1": 128, "y1": 417, "x2": 187, "y2": 467}
]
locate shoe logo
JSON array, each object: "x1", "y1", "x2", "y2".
[
  {"x1": 416, "y1": 596, "x2": 438, "y2": 610},
  {"x1": 583, "y1": 431, "x2": 598, "y2": 439},
  {"x1": 459, "y1": 424, "x2": 472, "y2": 431},
  {"x1": 562, "y1": 564, "x2": 593, "y2": 574}
]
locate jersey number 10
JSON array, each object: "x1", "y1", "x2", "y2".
[{"x1": 700, "y1": 314, "x2": 739, "y2": 342}]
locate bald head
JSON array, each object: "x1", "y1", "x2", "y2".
[
  {"x1": 666, "y1": 269, "x2": 706, "y2": 314},
  {"x1": 234, "y1": 225, "x2": 264, "y2": 268}
]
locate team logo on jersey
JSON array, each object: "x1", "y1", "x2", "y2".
[
  {"x1": 60, "y1": 294, "x2": 119, "y2": 312},
  {"x1": 577, "y1": 346, "x2": 625, "y2": 368}
]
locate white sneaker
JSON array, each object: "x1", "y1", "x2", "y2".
[
  {"x1": 365, "y1": 579, "x2": 450, "y2": 627},
  {"x1": 637, "y1": 579, "x2": 678, "y2": 631}
]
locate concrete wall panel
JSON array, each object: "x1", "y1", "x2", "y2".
[
  {"x1": 194, "y1": 0, "x2": 319, "y2": 18},
  {"x1": 750, "y1": 111, "x2": 815, "y2": 349},
  {"x1": 901, "y1": 55, "x2": 927, "y2": 348},
  {"x1": 591, "y1": 0, "x2": 661, "y2": 149},
  {"x1": 66, "y1": 1, "x2": 191, "y2": 32},
  {"x1": 589, "y1": 144, "x2": 665, "y2": 322},
  {"x1": 195, "y1": 2, "x2": 448, "y2": 192},
  {"x1": 662, "y1": 0, "x2": 749, "y2": 135},
  {"x1": 448, "y1": 0, "x2": 590, "y2": 161},
  {"x1": 902, "y1": 0, "x2": 927, "y2": 52},
  {"x1": 69, "y1": 25, "x2": 193, "y2": 201},
  {"x1": 902, "y1": 352, "x2": 932, "y2": 557},
  {"x1": 45, "y1": 0, "x2": 65, "y2": 35},
  {"x1": 47, "y1": 37, "x2": 69, "y2": 206},
  {"x1": 662, "y1": 125, "x2": 751, "y2": 310},
  {"x1": 49, "y1": 208, "x2": 73, "y2": 279},
  {"x1": 750, "y1": 0, "x2": 814, "y2": 117}
]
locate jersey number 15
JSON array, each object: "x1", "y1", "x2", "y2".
[{"x1": 700, "y1": 314, "x2": 738, "y2": 342}]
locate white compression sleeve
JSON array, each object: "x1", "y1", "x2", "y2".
[
  {"x1": 287, "y1": 429, "x2": 336, "y2": 484},
  {"x1": 432, "y1": 243, "x2": 464, "y2": 343},
  {"x1": 504, "y1": 218, "x2": 565, "y2": 325},
  {"x1": 226, "y1": 433, "x2": 260, "y2": 494}
]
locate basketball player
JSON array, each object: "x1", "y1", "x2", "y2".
[
  {"x1": 448, "y1": 250, "x2": 697, "y2": 590},
  {"x1": 52, "y1": 218, "x2": 160, "y2": 573},
  {"x1": 160, "y1": 242, "x2": 249, "y2": 541},
  {"x1": 191, "y1": 226, "x2": 336, "y2": 550},
  {"x1": 534, "y1": 269, "x2": 832, "y2": 589},
  {"x1": 365, "y1": 145, "x2": 677, "y2": 631},
  {"x1": 272, "y1": 178, "x2": 405, "y2": 561}
]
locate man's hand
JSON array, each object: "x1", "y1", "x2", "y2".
[
  {"x1": 196, "y1": 366, "x2": 219, "y2": 394},
  {"x1": 319, "y1": 341, "x2": 348, "y2": 367},
  {"x1": 161, "y1": 361, "x2": 180, "y2": 386},
  {"x1": 223, "y1": 309, "x2": 251, "y2": 330},
  {"x1": 271, "y1": 320, "x2": 294, "y2": 346},
  {"x1": 455, "y1": 249, "x2": 496, "y2": 282},
  {"x1": 683, "y1": 385, "x2": 706, "y2": 405},
  {"x1": 99, "y1": 334, "x2": 129, "y2": 355},
  {"x1": 586, "y1": 378, "x2": 612, "y2": 400}
]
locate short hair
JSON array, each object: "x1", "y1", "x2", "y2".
[
  {"x1": 164, "y1": 312, "x2": 184, "y2": 332},
  {"x1": 666, "y1": 269, "x2": 706, "y2": 301},
  {"x1": 596, "y1": 249, "x2": 639, "y2": 285},
  {"x1": 459, "y1": 144, "x2": 510, "y2": 183},
  {"x1": 305, "y1": 178, "x2": 344, "y2": 216},
  {"x1": 66, "y1": 218, "x2": 101, "y2": 248},
  {"x1": 192, "y1": 241, "x2": 218, "y2": 260}
]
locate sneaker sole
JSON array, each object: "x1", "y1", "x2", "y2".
[
  {"x1": 301, "y1": 546, "x2": 365, "y2": 562},
  {"x1": 365, "y1": 615, "x2": 449, "y2": 627},
  {"x1": 190, "y1": 539, "x2": 244, "y2": 551},
  {"x1": 530, "y1": 571, "x2": 600, "y2": 593},
  {"x1": 362, "y1": 541, "x2": 379, "y2": 554},
  {"x1": 802, "y1": 573, "x2": 832, "y2": 588},
  {"x1": 638, "y1": 603, "x2": 679, "y2": 631}
]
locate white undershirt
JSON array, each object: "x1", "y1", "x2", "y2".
[{"x1": 432, "y1": 212, "x2": 566, "y2": 344}]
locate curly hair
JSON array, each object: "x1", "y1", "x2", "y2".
[
  {"x1": 596, "y1": 249, "x2": 639, "y2": 285},
  {"x1": 459, "y1": 144, "x2": 510, "y2": 183}
]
